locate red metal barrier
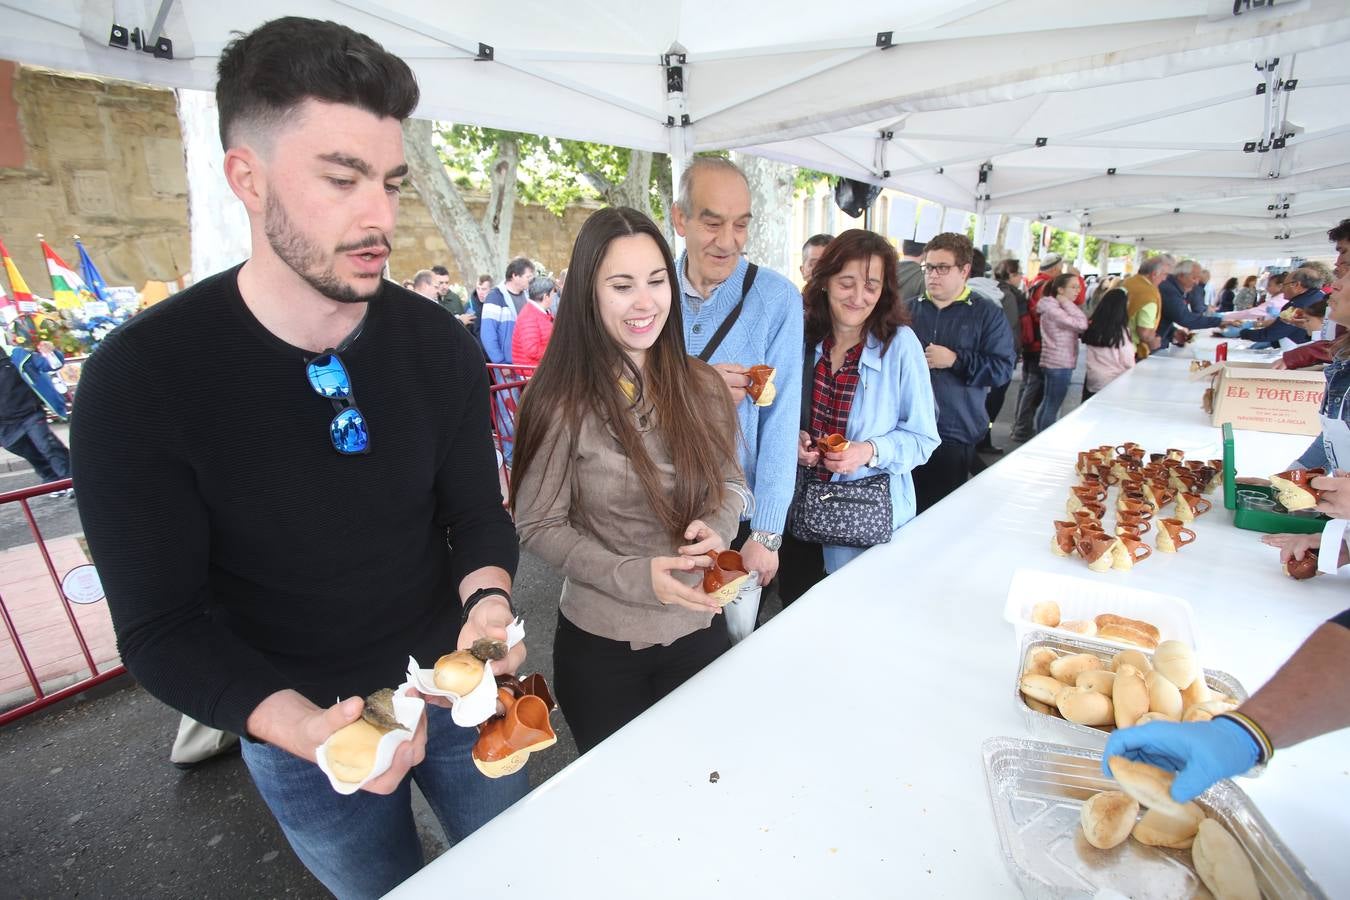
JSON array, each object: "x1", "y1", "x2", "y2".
[
  {"x1": 0, "y1": 478, "x2": 124, "y2": 726},
  {"x1": 489, "y1": 380, "x2": 529, "y2": 505}
]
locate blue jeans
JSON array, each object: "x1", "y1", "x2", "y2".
[
  {"x1": 1035, "y1": 367, "x2": 1073, "y2": 433},
  {"x1": 241, "y1": 703, "x2": 529, "y2": 899},
  {"x1": 0, "y1": 413, "x2": 70, "y2": 482}
]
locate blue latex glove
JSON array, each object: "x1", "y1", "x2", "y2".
[
  {"x1": 1220, "y1": 326, "x2": 1242, "y2": 338},
  {"x1": 1101, "y1": 718, "x2": 1261, "y2": 802}
]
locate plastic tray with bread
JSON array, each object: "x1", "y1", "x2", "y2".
[
  {"x1": 1222, "y1": 423, "x2": 1328, "y2": 535},
  {"x1": 1014, "y1": 631, "x2": 1255, "y2": 764},
  {"x1": 982, "y1": 736, "x2": 1325, "y2": 900},
  {"x1": 1003, "y1": 568, "x2": 1199, "y2": 653}
]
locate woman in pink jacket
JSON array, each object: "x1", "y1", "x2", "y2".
[
  {"x1": 1080, "y1": 288, "x2": 1135, "y2": 401},
  {"x1": 1034, "y1": 273, "x2": 1088, "y2": 433},
  {"x1": 511, "y1": 275, "x2": 557, "y2": 368}
]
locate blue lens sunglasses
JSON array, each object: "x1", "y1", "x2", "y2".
[{"x1": 305, "y1": 352, "x2": 370, "y2": 455}]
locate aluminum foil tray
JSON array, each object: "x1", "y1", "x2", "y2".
[
  {"x1": 1014, "y1": 631, "x2": 1254, "y2": 775},
  {"x1": 981, "y1": 736, "x2": 1325, "y2": 900}
]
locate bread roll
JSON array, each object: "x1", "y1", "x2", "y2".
[
  {"x1": 1098, "y1": 622, "x2": 1160, "y2": 649},
  {"x1": 1154, "y1": 640, "x2": 1199, "y2": 690},
  {"x1": 1108, "y1": 756, "x2": 1191, "y2": 820},
  {"x1": 1080, "y1": 790, "x2": 1139, "y2": 850},
  {"x1": 1111, "y1": 649, "x2": 1152, "y2": 673},
  {"x1": 1269, "y1": 473, "x2": 1317, "y2": 511},
  {"x1": 1095, "y1": 614, "x2": 1161, "y2": 644},
  {"x1": 1076, "y1": 669, "x2": 1116, "y2": 696},
  {"x1": 1059, "y1": 619, "x2": 1098, "y2": 637},
  {"x1": 434, "y1": 650, "x2": 486, "y2": 695},
  {"x1": 1020, "y1": 673, "x2": 1067, "y2": 705},
  {"x1": 1182, "y1": 705, "x2": 1215, "y2": 722},
  {"x1": 1180, "y1": 675, "x2": 1213, "y2": 708},
  {"x1": 1024, "y1": 696, "x2": 1056, "y2": 716},
  {"x1": 1192, "y1": 818, "x2": 1261, "y2": 900},
  {"x1": 1023, "y1": 647, "x2": 1058, "y2": 678},
  {"x1": 1050, "y1": 653, "x2": 1103, "y2": 685},
  {"x1": 1113, "y1": 666, "x2": 1150, "y2": 729},
  {"x1": 326, "y1": 719, "x2": 386, "y2": 784},
  {"x1": 1145, "y1": 670, "x2": 1183, "y2": 719},
  {"x1": 1057, "y1": 685, "x2": 1114, "y2": 726},
  {"x1": 1132, "y1": 803, "x2": 1204, "y2": 849},
  {"x1": 1032, "y1": 600, "x2": 1061, "y2": 627},
  {"x1": 1135, "y1": 710, "x2": 1178, "y2": 724}
]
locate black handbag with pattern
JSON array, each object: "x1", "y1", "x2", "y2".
[{"x1": 789, "y1": 470, "x2": 893, "y2": 548}]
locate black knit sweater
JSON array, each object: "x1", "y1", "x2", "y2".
[{"x1": 71, "y1": 266, "x2": 517, "y2": 736}]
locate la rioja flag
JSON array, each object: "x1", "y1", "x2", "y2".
[
  {"x1": 0, "y1": 236, "x2": 38, "y2": 312},
  {"x1": 40, "y1": 237, "x2": 94, "y2": 310}
]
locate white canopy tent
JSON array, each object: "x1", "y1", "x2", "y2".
[{"x1": 5, "y1": 0, "x2": 1349, "y2": 258}]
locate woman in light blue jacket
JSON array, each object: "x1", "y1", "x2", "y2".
[{"x1": 778, "y1": 230, "x2": 939, "y2": 605}]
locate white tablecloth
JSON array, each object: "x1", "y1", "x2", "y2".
[{"x1": 390, "y1": 355, "x2": 1349, "y2": 899}]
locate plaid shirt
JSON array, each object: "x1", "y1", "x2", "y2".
[{"x1": 808, "y1": 336, "x2": 863, "y2": 480}]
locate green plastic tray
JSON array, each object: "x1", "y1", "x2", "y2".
[{"x1": 1222, "y1": 422, "x2": 1327, "y2": 534}]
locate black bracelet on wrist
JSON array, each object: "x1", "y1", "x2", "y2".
[{"x1": 460, "y1": 587, "x2": 515, "y2": 627}]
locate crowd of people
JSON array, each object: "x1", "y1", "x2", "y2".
[{"x1": 35, "y1": 15, "x2": 1347, "y2": 899}]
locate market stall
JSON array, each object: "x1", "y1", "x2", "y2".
[{"x1": 390, "y1": 352, "x2": 1349, "y2": 898}]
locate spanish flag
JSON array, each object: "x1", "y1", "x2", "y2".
[
  {"x1": 40, "y1": 236, "x2": 93, "y2": 310},
  {"x1": 0, "y1": 236, "x2": 36, "y2": 311}
]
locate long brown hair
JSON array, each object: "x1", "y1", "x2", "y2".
[
  {"x1": 804, "y1": 229, "x2": 910, "y2": 352},
  {"x1": 510, "y1": 207, "x2": 736, "y2": 539}
]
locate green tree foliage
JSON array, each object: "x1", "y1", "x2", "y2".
[
  {"x1": 434, "y1": 123, "x2": 669, "y2": 222},
  {"x1": 1029, "y1": 222, "x2": 1134, "y2": 263}
]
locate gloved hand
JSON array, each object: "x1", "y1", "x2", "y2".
[
  {"x1": 1220, "y1": 326, "x2": 1242, "y2": 338},
  {"x1": 1101, "y1": 718, "x2": 1261, "y2": 802}
]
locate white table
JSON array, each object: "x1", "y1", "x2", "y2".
[{"x1": 390, "y1": 355, "x2": 1349, "y2": 899}]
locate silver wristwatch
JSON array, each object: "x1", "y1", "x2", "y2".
[
  {"x1": 748, "y1": 530, "x2": 782, "y2": 551},
  {"x1": 866, "y1": 440, "x2": 880, "y2": 468}
]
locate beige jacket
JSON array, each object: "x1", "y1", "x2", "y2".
[{"x1": 514, "y1": 362, "x2": 745, "y2": 648}]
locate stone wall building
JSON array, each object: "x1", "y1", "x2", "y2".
[{"x1": 0, "y1": 60, "x2": 595, "y2": 292}]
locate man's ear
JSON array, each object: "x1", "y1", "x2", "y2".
[
  {"x1": 671, "y1": 202, "x2": 688, "y2": 238},
  {"x1": 224, "y1": 145, "x2": 266, "y2": 215}
]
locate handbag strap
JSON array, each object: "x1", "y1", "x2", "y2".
[
  {"x1": 697, "y1": 263, "x2": 758, "y2": 362},
  {"x1": 799, "y1": 339, "x2": 815, "y2": 433}
]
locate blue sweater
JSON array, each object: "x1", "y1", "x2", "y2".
[
  {"x1": 1159, "y1": 276, "x2": 1221, "y2": 341},
  {"x1": 811, "y1": 329, "x2": 939, "y2": 573},
  {"x1": 907, "y1": 288, "x2": 1015, "y2": 445},
  {"x1": 680, "y1": 254, "x2": 803, "y2": 534},
  {"x1": 480, "y1": 286, "x2": 524, "y2": 364}
]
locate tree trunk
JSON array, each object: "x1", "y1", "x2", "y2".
[
  {"x1": 732, "y1": 151, "x2": 792, "y2": 274},
  {"x1": 482, "y1": 136, "x2": 519, "y2": 268},
  {"x1": 176, "y1": 88, "x2": 250, "y2": 280},
  {"x1": 402, "y1": 118, "x2": 506, "y2": 281}
]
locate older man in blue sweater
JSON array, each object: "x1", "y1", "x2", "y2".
[
  {"x1": 674, "y1": 157, "x2": 803, "y2": 585},
  {"x1": 906, "y1": 232, "x2": 1015, "y2": 513}
]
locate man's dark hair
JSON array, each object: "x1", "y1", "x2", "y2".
[
  {"x1": 994, "y1": 258, "x2": 1020, "y2": 282},
  {"x1": 505, "y1": 257, "x2": 535, "y2": 280},
  {"x1": 1329, "y1": 218, "x2": 1350, "y2": 244},
  {"x1": 216, "y1": 17, "x2": 419, "y2": 150},
  {"x1": 924, "y1": 232, "x2": 973, "y2": 269},
  {"x1": 971, "y1": 249, "x2": 988, "y2": 278},
  {"x1": 477, "y1": 274, "x2": 493, "y2": 285},
  {"x1": 431, "y1": 265, "x2": 450, "y2": 277},
  {"x1": 802, "y1": 233, "x2": 833, "y2": 255}
]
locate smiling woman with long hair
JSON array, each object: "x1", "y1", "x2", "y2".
[{"x1": 510, "y1": 207, "x2": 745, "y2": 753}]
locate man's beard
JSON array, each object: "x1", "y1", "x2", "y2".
[{"x1": 264, "y1": 193, "x2": 389, "y2": 304}]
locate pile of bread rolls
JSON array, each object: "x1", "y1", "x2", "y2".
[
  {"x1": 1019, "y1": 639, "x2": 1238, "y2": 732},
  {"x1": 1077, "y1": 757, "x2": 1261, "y2": 899},
  {"x1": 1029, "y1": 600, "x2": 1163, "y2": 650}
]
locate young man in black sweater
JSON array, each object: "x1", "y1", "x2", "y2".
[{"x1": 70, "y1": 17, "x2": 525, "y2": 897}]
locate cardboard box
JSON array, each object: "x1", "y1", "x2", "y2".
[{"x1": 1210, "y1": 363, "x2": 1324, "y2": 435}]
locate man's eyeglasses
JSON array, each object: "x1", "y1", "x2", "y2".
[
  {"x1": 921, "y1": 263, "x2": 960, "y2": 277},
  {"x1": 305, "y1": 352, "x2": 370, "y2": 455}
]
